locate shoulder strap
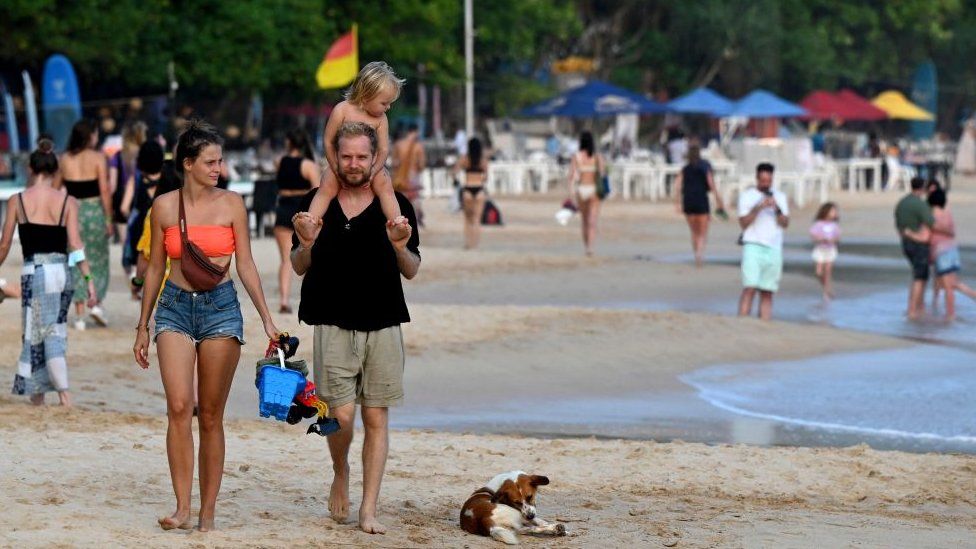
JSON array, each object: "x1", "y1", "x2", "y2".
[
  {"x1": 178, "y1": 188, "x2": 189, "y2": 243},
  {"x1": 58, "y1": 193, "x2": 70, "y2": 226},
  {"x1": 16, "y1": 193, "x2": 27, "y2": 223}
]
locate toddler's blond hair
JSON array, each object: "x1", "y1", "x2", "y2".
[{"x1": 344, "y1": 61, "x2": 406, "y2": 106}]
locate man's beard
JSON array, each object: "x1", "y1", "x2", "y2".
[{"x1": 337, "y1": 166, "x2": 370, "y2": 187}]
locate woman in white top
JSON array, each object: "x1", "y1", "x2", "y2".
[{"x1": 567, "y1": 131, "x2": 605, "y2": 256}]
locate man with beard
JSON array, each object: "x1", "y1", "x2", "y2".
[{"x1": 291, "y1": 121, "x2": 420, "y2": 534}]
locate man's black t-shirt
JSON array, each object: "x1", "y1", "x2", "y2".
[{"x1": 293, "y1": 190, "x2": 420, "y2": 331}]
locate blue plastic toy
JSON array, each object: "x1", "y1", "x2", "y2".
[{"x1": 256, "y1": 348, "x2": 306, "y2": 421}]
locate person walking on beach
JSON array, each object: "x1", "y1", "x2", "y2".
[
  {"x1": 291, "y1": 122, "x2": 420, "y2": 534},
  {"x1": 132, "y1": 120, "x2": 280, "y2": 532},
  {"x1": 809, "y1": 202, "x2": 841, "y2": 300},
  {"x1": 894, "y1": 177, "x2": 935, "y2": 320},
  {"x1": 58, "y1": 120, "x2": 112, "y2": 330},
  {"x1": 391, "y1": 123, "x2": 426, "y2": 226},
  {"x1": 673, "y1": 144, "x2": 726, "y2": 268},
  {"x1": 453, "y1": 137, "x2": 488, "y2": 249},
  {"x1": 737, "y1": 162, "x2": 789, "y2": 320},
  {"x1": 0, "y1": 139, "x2": 97, "y2": 406},
  {"x1": 919, "y1": 189, "x2": 976, "y2": 320},
  {"x1": 273, "y1": 129, "x2": 320, "y2": 314},
  {"x1": 568, "y1": 131, "x2": 605, "y2": 256}
]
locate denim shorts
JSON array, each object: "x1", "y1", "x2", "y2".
[
  {"x1": 153, "y1": 280, "x2": 245, "y2": 345},
  {"x1": 935, "y1": 246, "x2": 962, "y2": 276}
]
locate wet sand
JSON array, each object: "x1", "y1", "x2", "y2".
[{"x1": 2, "y1": 182, "x2": 976, "y2": 546}]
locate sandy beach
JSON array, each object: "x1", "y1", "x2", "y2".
[{"x1": 2, "y1": 181, "x2": 976, "y2": 547}]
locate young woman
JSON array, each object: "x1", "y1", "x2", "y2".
[
  {"x1": 133, "y1": 120, "x2": 279, "y2": 532},
  {"x1": 273, "y1": 129, "x2": 319, "y2": 314},
  {"x1": 567, "y1": 131, "x2": 605, "y2": 256},
  {"x1": 454, "y1": 137, "x2": 488, "y2": 249},
  {"x1": 111, "y1": 120, "x2": 148, "y2": 247},
  {"x1": 0, "y1": 139, "x2": 97, "y2": 406},
  {"x1": 58, "y1": 120, "x2": 112, "y2": 329},
  {"x1": 673, "y1": 144, "x2": 726, "y2": 268}
]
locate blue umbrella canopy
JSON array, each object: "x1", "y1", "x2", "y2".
[
  {"x1": 667, "y1": 87, "x2": 734, "y2": 116},
  {"x1": 521, "y1": 80, "x2": 668, "y2": 117},
  {"x1": 728, "y1": 89, "x2": 807, "y2": 118}
]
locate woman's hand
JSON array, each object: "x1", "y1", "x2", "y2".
[
  {"x1": 263, "y1": 317, "x2": 280, "y2": 341},
  {"x1": 105, "y1": 220, "x2": 115, "y2": 237},
  {"x1": 86, "y1": 279, "x2": 97, "y2": 308},
  {"x1": 134, "y1": 327, "x2": 150, "y2": 369}
]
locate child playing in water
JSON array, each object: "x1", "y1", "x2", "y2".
[
  {"x1": 810, "y1": 202, "x2": 840, "y2": 300},
  {"x1": 307, "y1": 61, "x2": 406, "y2": 234}
]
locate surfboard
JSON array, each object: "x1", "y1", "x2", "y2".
[
  {"x1": 910, "y1": 60, "x2": 937, "y2": 140},
  {"x1": 22, "y1": 71, "x2": 39, "y2": 148},
  {"x1": 41, "y1": 54, "x2": 82, "y2": 151},
  {"x1": 0, "y1": 78, "x2": 20, "y2": 154}
]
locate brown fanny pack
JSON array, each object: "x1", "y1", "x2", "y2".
[{"x1": 178, "y1": 188, "x2": 230, "y2": 291}]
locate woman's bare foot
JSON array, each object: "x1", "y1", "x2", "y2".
[
  {"x1": 359, "y1": 510, "x2": 387, "y2": 534},
  {"x1": 158, "y1": 510, "x2": 192, "y2": 531},
  {"x1": 197, "y1": 515, "x2": 215, "y2": 532},
  {"x1": 329, "y1": 465, "x2": 350, "y2": 523},
  {"x1": 58, "y1": 391, "x2": 72, "y2": 407},
  {"x1": 29, "y1": 394, "x2": 44, "y2": 406}
]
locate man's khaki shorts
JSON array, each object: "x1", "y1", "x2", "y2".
[{"x1": 313, "y1": 324, "x2": 404, "y2": 409}]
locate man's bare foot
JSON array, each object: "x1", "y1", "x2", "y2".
[
  {"x1": 29, "y1": 394, "x2": 44, "y2": 406},
  {"x1": 329, "y1": 465, "x2": 350, "y2": 523},
  {"x1": 197, "y1": 515, "x2": 215, "y2": 532},
  {"x1": 359, "y1": 511, "x2": 387, "y2": 534},
  {"x1": 58, "y1": 391, "x2": 72, "y2": 407},
  {"x1": 158, "y1": 510, "x2": 192, "y2": 531}
]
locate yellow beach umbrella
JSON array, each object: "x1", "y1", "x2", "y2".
[{"x1": 871, "y1": 90, "x2": 934, "y2": 121}]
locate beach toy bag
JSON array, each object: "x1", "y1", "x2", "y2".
[{"x1": 255, "y1": 347, "x2": 307, "y2": 421}]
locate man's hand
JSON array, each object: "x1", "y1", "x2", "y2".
[
  {"x1": 386, "y1": 216, "x2": 411, "y2": 250},
  {"x1": 292, "y1": 212, "x2": 322, "y2": 247}
]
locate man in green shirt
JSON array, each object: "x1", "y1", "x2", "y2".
[{"x1": 894, "y1": 177, "x2": 935, "y2": 319}]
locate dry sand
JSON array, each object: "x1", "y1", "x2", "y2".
[{"x1": 2, "y1": 183, "x2": 975, "y2": 547}]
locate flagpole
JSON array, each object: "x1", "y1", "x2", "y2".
[{"x1": 464, "y1": 0, "x2": 474, "y2": 136}]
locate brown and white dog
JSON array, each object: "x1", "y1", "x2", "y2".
[{"x1": 460, "y1": 471, "x2": 567, "y2": 545}]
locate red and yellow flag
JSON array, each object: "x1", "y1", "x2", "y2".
[{"x1": 316, "y1": 24, "x2": 358, "y2": 89}]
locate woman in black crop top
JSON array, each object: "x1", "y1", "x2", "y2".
[
  {"x1": 0, "y1": 140, "x2": 96, "y2": 406},
  {"x1": 273, "y1": 129, "x2": 320, "y2": 313},
  {"x1": 59, "y1": 120, "x2": 112, "y2": 329}
]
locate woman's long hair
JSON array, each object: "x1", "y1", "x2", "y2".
[
  {"x1": 286, "y1": 128, "x2": 315, "y2": 161},
  {"x1": 579, "y1": 131, "x2": 595, "y2": 157},
  {"x1": 67, "y1": 120, "x2": 95, "y2": 154},
  {"x1": 468, "y1": 137, "x2": 483, "y2": 169}
]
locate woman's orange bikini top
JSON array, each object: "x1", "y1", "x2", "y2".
[{"x1": 163, "y1": 225, "x2": 236, "y2": 259}]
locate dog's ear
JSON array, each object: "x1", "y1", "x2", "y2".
[
  {"x1": 530, "y1": 475, "x2": 550, "y2": 486},
  {"x1": 492, "y1": 480, "x2": 519, "y2": 504}
]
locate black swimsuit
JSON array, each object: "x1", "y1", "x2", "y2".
[{"x1": 462, "y1": 165, "x2": 485, "y2": 197}]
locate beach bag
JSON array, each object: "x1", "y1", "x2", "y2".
[
  {"x1": 481, "y1": 199, "x2": 503, "y2": 225},
  {"x1": 597, "y1": 174, "x2": 610, "y2": 200},
  {"x1": 178, "y1": 188, "x2": 230, "y2": 291}
]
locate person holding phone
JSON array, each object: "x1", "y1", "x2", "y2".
[{"x1": 737, "y1": 162, "x2": 789, "y2": 320}]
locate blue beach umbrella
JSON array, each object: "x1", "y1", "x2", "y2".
[
  {"x1": 667, "y1": 87, "x2": 734, "y2": 117},
  {"x1": 521, "y1": 80, "x2": 669, "y2": 117},
  {"x1": 728, "y1": 89, "x2": 807, "y2": 118}
]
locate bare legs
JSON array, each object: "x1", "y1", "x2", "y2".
[
  {"x1": 325, "y1": 403, "x2": 390, "y2": 534},
  {"x1": 738, "y1": 288, "x2": 774, "y2": 320},
  {"x1": 579, "y1": 197, "x2": 600, "y2": 256},
  {"x1": 157, "y1": 333, "x2": 196, "y2": 531},
  {"x1": 273, "y1": 226, "x2": 294, "y2": 312},
  {"x1": 461, "y1": 191, "x2": 486, "y2": 249},
  {"x1": 156, "y1": 333, "x2": 240, "y2": 532},
  {"x1": 195, "y1": 338, "x2": 240, "y2": 532},
  {"x1": 684, "y1": 214, "x2": 710, "y2": 268},
  {"x1": 815, "y1": 261, "x2": 834, "y2": 300},
  {"x1": 907, "y1": 279, "x2": 926, "y2": 320},
  {"x1": 935, "y1": 272, "x2": 976, "y2": 321}
]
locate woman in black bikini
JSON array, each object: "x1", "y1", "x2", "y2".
[
  {"x1": 273, "y1": 129, "x2": 320, "y2": 313},
  {"x1": 454, "y1": 137, "x2": 488, "y2": 249}
]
